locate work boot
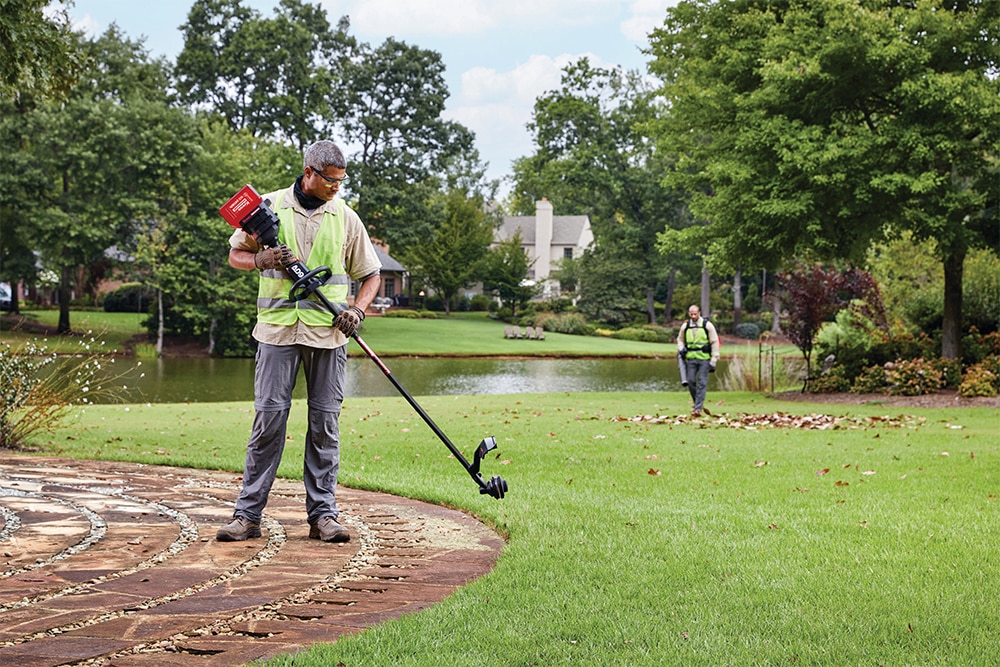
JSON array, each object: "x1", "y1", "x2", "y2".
[
  {"x1": 309, "y1": 516, "x2": 350, "y2": 543},
  {"x1": 216, "y1": 516, "x2": 261, "y2": 542},
  {"x1": 690, "y1": 409, "x2": 702, "y2": 417}
]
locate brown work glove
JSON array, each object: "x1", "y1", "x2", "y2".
[
  {"x1": 332, "y1": 306, "x2": 365, "y2": 337},
  {"x1": 254, "y1": 244, "x2": 296, "y2": 270}
]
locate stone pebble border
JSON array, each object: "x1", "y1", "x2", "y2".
[{"x1": 0, "y1": 456, "x2": 504, "y2": 666}]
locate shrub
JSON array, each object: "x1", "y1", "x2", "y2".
[
  {"x1": 958, "y1": 366, "x2": 998, "y2": 398},
  {"x1": 0, "y1": 338, "x2": 132, "y2": 448},
  {"x1": 851, "y1": 365, "x2": 888, "y2": 394},
  {"x1": 931, "y1": 358, "x2": 963, "y2": 388},
  {"x1": 733, "y1": 322, "x2": 761, "y2": 340},
  {"x1": 469, "y1": 294, "x2": 492, "y2": 312},
  {"x1": 535, "y1": 311, "x2": 590, "y2": 335},
  {"x1": 103, "y1": 283, "x2": 152, "y2": 313},
  {"x1": 885, "y1": 358, "x2": 944, "y2": 396},
  {"x1": 807, "y1": 365, "x2": 851, "y2": 394},
  {"x1": 611, "y1": 325, "x2": 675, "y2": 343},
  {"x1": 385, "y1": 310, "x2": 421, "y2": 319},
  {"x1": 958, "y1": 355, "x2": 1000, "y2": 398}
]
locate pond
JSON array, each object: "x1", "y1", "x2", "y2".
[{"x1": 90, "y1": 356, "x2": 730, "y2": 404}]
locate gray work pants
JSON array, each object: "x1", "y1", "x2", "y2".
[
  {"x1": 233, "y1": 343, "x2": 346, "y2": 524},
  {"x1": 685, "y1": 357, "x2": 711, "y2": 412}
]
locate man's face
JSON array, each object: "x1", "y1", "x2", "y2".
[
  {"x1": 303, "y1": 165, "x2": 348, "y2": 201},
  {"x1": 688, "y1": 307, "x2": 700, "y2": 320}
]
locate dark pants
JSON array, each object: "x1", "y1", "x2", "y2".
[
  {"x1": 685, "y1": 357, "x2": 711, "y2": 412},
  {"x1": 233, "y1": 343, "x2": 346, "y2": 524}
]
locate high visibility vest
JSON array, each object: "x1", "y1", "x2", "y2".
[
  {"x1": 683, "y1": 319, "x2": 713, "y2": 360},
  {"x1": 257, "y1": 196, "x2": 349, "y2": 326}
]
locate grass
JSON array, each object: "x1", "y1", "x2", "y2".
[
  {"x1": 360, "y1": 312, "x2": 672, "y2": 357},
  {"x1": 0, "y1": 309, "x2": 802, "y2": 360},
  {"x1": 30, "y1": 391, "x2": 999, "y2": 666},
  {"x1": 0, "y1": 309, "x2": 145, "y2": 354}
]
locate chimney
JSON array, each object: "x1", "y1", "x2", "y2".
[{"x1": 535, "y1": 198, "x2": 553, "y2": 281}]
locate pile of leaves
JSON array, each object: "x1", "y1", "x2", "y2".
[{"x1": 613, "y1": 412, "x2": 926, "y2": 430}]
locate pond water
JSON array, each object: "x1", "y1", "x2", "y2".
[{"x1": 91, "y1": 356, "x2": 728, "y2": 404}]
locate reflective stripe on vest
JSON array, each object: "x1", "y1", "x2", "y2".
[
  {"x1": 257, "y1": 197, "x2": 350, "y2": 326},
  {"x1": 684, "y1": 320, "x2": 712, "y2": 360}
]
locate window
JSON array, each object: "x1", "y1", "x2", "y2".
[
  {"x1": 384, "y1": 278, "x2": 395, "y2": 298},
  {"x1": 563, "y1": 247, "x2": 574, "y2": 259}
]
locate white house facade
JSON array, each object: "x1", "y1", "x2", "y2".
[{"x1": 495, "y1": 198, "x2": 593, "y2": 299}]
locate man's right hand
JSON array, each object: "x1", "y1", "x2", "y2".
[{"x1": 254, "y1": 244, "x2": 296, "y2": 270}]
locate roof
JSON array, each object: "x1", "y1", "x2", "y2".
[
  {"x1": 374, "y1": 246, "x2": 407, "y2": 273},
  {"x1": 498, "y1": 215, "x2": 592, "y2": 245}
]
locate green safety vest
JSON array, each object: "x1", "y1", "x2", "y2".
[
  {"x1": 683, "y1": 319, "x2": 713, "y2": 360},
  {"x1": 257, "y1": 196, "x2": 349, "y2": 326}
]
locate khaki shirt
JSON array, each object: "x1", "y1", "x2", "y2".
[{"x1": 229, "y1": 186, "x2": 382, "y2": 349}]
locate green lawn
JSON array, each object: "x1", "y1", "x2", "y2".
[
  {"x1": 0, "y1": 308, "x2": 799, "y2": 360},
  {"x1": 33, "y1": 392, "x2": 999, "y2": 666},
  {"x1": 0, "y1": 309, "x2": 145, "y2": 354}
]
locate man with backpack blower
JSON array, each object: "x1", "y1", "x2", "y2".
[
  {"x1": 216, "y1": 140, "x2": 382, "y2": 543},
  {"x1": 677, "y1": 304, "x2": 720, "y2": 417}
]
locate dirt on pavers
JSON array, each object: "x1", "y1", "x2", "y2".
[{"x1": 0, "y1": 457, "x2": 504, "y2": 667}]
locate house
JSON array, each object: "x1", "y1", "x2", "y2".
[
  {"x1": 494, "y1": 198, "x2": 593, "y2": 299},
  {"x1": 350, "y1": 242, "x2": 409, "y2": 313}
]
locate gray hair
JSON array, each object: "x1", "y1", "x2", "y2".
[{"x1": 303, "y1": 140, "x2": 346, "y2": 171}]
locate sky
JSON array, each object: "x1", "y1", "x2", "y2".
[{"x1": 66, "y1": 0, "x2": 681, "y2": 194}]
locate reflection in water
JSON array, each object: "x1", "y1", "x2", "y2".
[{"x1": 90, "y1": 356, "x2": 722, "y2": 404}]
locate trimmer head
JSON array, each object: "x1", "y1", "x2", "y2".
[
  {"x1": 472, "y1": 437, "x2": 507, "y2": 499},
  {"x1": 480, "y1": 475, "x2": 508, "y2": 499}
]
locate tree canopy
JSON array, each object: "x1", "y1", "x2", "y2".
[
  {"x1": 0, "y1": 0, "x2": 86, "y2": 102},
  {"x1": 511, "y1": 59, "x2": 693, "y2": 325},
  {"x1": 649, "y1": 0, "x2": 999, "y2": 357}
]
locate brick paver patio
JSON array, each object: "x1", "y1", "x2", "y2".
[{"x1": 0, "y1": 456, "x2": 503, "y2": 666}]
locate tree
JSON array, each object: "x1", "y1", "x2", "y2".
[
  {"x1": 175, "y1": 0, "x2": 350, "y2": 149},
  {"x1": 776, "y1": 260, "x2": 886, "y2": 375},
  {"x1": 0, "y1": 0, "x2": 86, "y2": 102},
  {"x1": 510, "y1": 59, "x2": 693, "y2": 325},
  {"x1": 132, "y1": 120, "x2": 300, "y2": 357},
  {"x1": 338, "y1": 36, "x2": 477, "y2": 254},
  {"x1": 481, "y1": 230, "x2": 538, "y2": 315},
  {"x1": 0, "y1": 29, "x2": 199, "y2": 333},
  {"x1": 649, "y1": 0, "x2": 999, "y2": 359},
  {"x1": 402, "y1": 189, "x2": 497, "y2": 315}
]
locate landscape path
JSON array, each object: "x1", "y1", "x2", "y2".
[{"x1": 0, "y1": 456, "x2": 503, "y2": 666}]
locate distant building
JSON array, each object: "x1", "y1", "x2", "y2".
[{"x1": 495, "y1": 198, "x2": 593, "y2": 299}]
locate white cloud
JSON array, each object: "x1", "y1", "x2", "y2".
[
  {"x1": 331, "y1": 0, "x2": 629, "y2": 37},
  {"x1": 70, "y1": 14, "x2": 102, "y2": 38},
  {"x1": 447, "y1": 50, "x2": 609, "y2": 187},
  {"x1": 348, "y1": 0, "x2": 496, "y2": 35},
  {"x1": 620, "y1": 0, "x2": 679, "y2": 42}
]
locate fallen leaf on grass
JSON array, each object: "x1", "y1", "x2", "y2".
[
  {"x1": 816, "y1": 468, "x2": 830, "y2": 476},
  {"x1": 648, "y1": 468, "x2": 661, "y2": 476},
  {"x1": 834, "y1": 480, "x2": 849, "y2": 487},
  {"x1": 754, "y1": 460, "x2": 768, "y2": 467},
  {"x1": 862, "y1": 470, "x2": 876, "y2": 475}
]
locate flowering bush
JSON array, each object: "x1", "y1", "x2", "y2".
[
  {"x1": 807, "y1": 365, "x2": 851, "y2": 393},
  {"x1": 958, "y1": 355, "x2": 1000, "y2": 398},
  {"x1": 850, "y1": 365, "x2": 888, "y2": 394},
  {"x1": 0, "y1": 336, "x2": 135, "y2": 449},
  {"x1": 885, "y1": 358, "x2": 944, "y2": 396}
]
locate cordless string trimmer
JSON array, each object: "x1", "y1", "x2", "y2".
[{"x1": 220, "y1": 185, "x2": 507, "y2": 500}]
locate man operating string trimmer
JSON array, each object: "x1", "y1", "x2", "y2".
[
  {"x1": 217, "y1": 140, "x2": 506, "y2": 543},
  {"x1": 216, "y1": 140, "x2": 381, "y2": 543}
]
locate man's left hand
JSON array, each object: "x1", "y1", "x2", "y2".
[
  {"x1": 709, "y1": 361, "x2": 717, "y2": 373},
  {"x1": 333, "y1": 306, "x2": 365, "y2": 337}
]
